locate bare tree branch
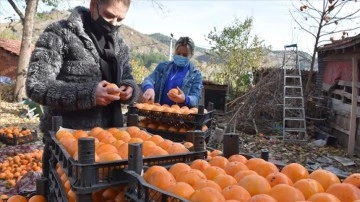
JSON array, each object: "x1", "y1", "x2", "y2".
[
  {"x1": 147, "y1": 0, "x2": 169, "y2": 17},
  {"x1": 289, "y1": 11, "x2": 317, "y2": 38},
  {"x1": 302, "y1": 9, "x2": 322, "y2": 24},
  {"x1": 7, "y1": 0, "x2": 25, "y2": 23},
  {"x1": 291, "y1": 0, "x2": 360, "y2": 96},
  {"x1": 332, "y1": 9, "x2": 360, "y2": 22}
]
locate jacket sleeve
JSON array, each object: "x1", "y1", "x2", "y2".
[
  {"x1": 26, "y1": 22, "x2": 98, "y2": 111},
  {"x1": 187, "y1": 70, "x2": 203, "y2": 107},
  {"x1": 141, "y1": 62, "x2": 166, "y2": 91}
]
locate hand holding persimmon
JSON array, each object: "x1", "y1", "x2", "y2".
[
  {"x1": 168, "y1": 88, "x2": 180, "y2": 96},
  {"x1": 95, "y1": 81, "x2": 120, "y2": 106},
  {"x1": 105, "y1": 83, "x2": 121, "y2": 96},
  {"x1": 168, "y1": 87, "x2": 185, "y2": 104},
  {"x1": 119, "y1": 85, "x2": 133, "y2": 101}
]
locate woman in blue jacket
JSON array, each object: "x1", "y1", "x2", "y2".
[{"x1": 141, "y1": 36, "x2": 203, "y2": 107}]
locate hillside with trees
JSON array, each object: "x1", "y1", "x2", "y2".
[
  {"x1": 0, "y1": 9, "x2": 207, "y2": 64},
  {"x1": 0, "y1": 8, "x2": 307, "y2": 69}
]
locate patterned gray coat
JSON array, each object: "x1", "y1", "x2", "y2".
[{"x1": 26, "y1": 7, "x2": 139, "y2": 132}]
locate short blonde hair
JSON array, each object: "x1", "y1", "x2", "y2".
[{"x1": 175, "y1": 37, "x2": 195, "y2": 58}]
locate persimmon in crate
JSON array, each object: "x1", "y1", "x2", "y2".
[{"x1": 0, "y1": 126, "x2": 37, "y2": 145}]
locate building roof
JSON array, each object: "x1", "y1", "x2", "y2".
[
  {"x1": 317, "y1": 34, "x2": 360, "y2": 53},
  {"x1": 0, "y1": 38, "x2": 22, "y2": 56},
  {"x1": 0, "y1": 38, "x2": 35, "y2": 56}
]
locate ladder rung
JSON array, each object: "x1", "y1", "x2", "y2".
[
  {"x1": 284, "y1": 107, "x2": 304, "y2": 110},
  {"x1": 284, "y1": 117, "x2": 306, "y2": 121},
  {"x1": 284, "y1": 96, "x2": 304, "y2": 99},
  {"x1": 284, "y1": 128, "x2": 307, "y2": 132},
  {"x1": 284, "y1": 86, "x2": 303, "y2": 88},
  {"x1": 285, "y1": 75, "x2": 302, "y2": 79},
  {"x1": 285, "y1": 44, "x2": 297, "y2": 48},
  {"x1": 284, "y1": 106, "x2": 304, "y2": 109}
]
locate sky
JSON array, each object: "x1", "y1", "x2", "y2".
[
  {"x1": 1, "y1": 0, "x2": 359, "y2": 54},
  {"x1": 125, "y1": 0, "x2": 297, "y2": 51}
]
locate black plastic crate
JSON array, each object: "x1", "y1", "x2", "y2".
[
  {"x1": 48, "y1": 131, "x2": 207, "y2": 195},
  {"x1": 128, "y1": 105, "x2": 214, "y2": 125},
  {"x1": 48, "y1": 134, "x2": 129, "y2": 194},
  {"x1": 125, "y1": 169, "x2": 189, "y2": 202},
  {"x1": 0, "y1": 130, "x2": 37, "y2": 145},
  {"x1": 48, "y1": 161, "x2": 69, "y2": 202},
  {"x1": 142, "y1": 150, "x2": 206, "y2": 167},
  {"x1": 124, "y1": 145, "x2": 251, "y2": 202},
  {"x1": 145, "y1": 128, "x2": 211, "y2": 143}
]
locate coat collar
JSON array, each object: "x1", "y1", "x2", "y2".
[{"x1": 66, "y1": 6, "x2": 122, "y2": 60}]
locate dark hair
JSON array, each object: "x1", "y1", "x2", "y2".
[{"x1": 175, "y1": 37, "x2": 195, "y2": 57}]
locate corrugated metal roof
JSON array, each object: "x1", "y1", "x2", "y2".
[
  {"x1": 0, "y1": 38, "x2": 35, "y2": 56},
  {"x1": 318, "y1": 34, "x2": 360, "y2": 52},
  {"x1": 0, "y1": 38, "x2": 22, "y2": 56}
]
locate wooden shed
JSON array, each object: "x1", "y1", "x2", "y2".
[
  {"x1": 0, "y1": 38, "x2": 22, "y2": 80},
  {"x1": 316, "y1": 34, "x2": 360, "y2": 156}
]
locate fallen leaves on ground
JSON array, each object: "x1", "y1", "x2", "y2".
[{"x1": 211, "y1": 131, "x2": 360, "y2": 177}]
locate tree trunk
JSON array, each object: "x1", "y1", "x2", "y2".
[
  {"x1": 304, "y1": 49, "x2": 316, "y2": 98},
  {"x1": 14, "y1": 0, "x2": 38, "y2": 102},
  {"x1": 304, "y1": 12, "x2": 324, "y2": 99}
]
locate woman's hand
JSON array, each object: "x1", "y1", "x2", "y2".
[
  {"x1": 168, "y1": 87, "x2": 185, "y2": 104},
  {"x1": 119, "y1": 85, "x2": 133, "y2": 101},
  {"x1": 142, "y1": 88, "x2": 155, "y2": 104},
  {"x1": 95, "y1": 81, "x2": 120, "y2": 106}
]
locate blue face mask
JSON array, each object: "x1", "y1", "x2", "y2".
[{"x1": 173, "y1": 55, "x2": 189, "y2": 67}]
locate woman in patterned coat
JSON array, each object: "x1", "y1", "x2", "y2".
[{"x1": 26, "y1": 0, "x2": 139, "y2": 133}]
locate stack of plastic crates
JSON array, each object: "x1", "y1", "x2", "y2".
[{"x1": 41, "y1": 116, "x2": 208, "y2": 202}]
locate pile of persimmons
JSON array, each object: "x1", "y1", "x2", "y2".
[
  {"x1": 138, "y1": 117, "x2": 208, "y2": 134},
  {"x1": 134, "y1": 102, "x2": 208, "y2": 115},
  {"x1": 0, "y1": 126, "x2": 32, "y2": 139},
  {"x1": 0, "y1": 194, "x2": 47, "y2": 202},
  {"x1": 143, "y1": 153, "x2": 360, "y2": 202},
  {"x1": 0, "y1": 149, "x2": 43, "y2": 201},
  {"x1": 55, "y1": 126, "x2": 194, "y2": 162},
  {"x1": 0, "y1": 149, "x2": 43, "y2": 187}
]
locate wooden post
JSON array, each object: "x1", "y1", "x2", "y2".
[{"x1": 348, "y1": 55, "x2": 359, "y2": 156}]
